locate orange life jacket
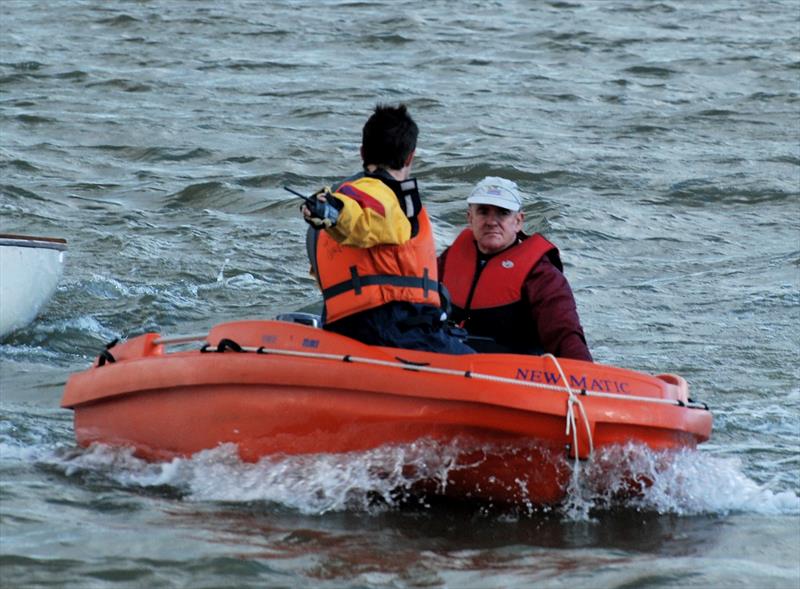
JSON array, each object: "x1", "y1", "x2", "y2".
[
  {"x1": 311, "y1": 179, "x2": 442, "y2": 324},
  {"x1": 441, "y1": 228, "x2": 560, "y2": 311}
]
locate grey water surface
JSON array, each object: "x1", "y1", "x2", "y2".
[{"x1": 1, "y1": 1, "x2": 799, "y2": 588}]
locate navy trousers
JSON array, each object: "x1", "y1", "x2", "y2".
[{"x1": 324, "y1": 302, "x2": 474, "y2": 355}]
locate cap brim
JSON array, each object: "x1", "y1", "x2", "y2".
[{"x1": 466, "y1": 195, "x2": 521, "y2": 212}]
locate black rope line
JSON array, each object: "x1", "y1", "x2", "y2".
[
  {"x1": 215, "y1": 338, "x2": 243, "y2": 353},
  {"x1": 394, "y1": 356, "x2": 430, "y2": 367},
  {"x1": 97, "y1": 338, "x2": 119, "y2": 367}
]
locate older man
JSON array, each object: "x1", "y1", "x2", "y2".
[{"x1": 437, "y1": 177, "x2": 592, "y2": 361}]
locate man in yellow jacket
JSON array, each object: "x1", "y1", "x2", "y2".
[{"x1": 301, "y1": 104, "x2": 473, "y2": 354}]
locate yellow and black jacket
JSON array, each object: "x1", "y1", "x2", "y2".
[{"x1": 309, "y1": 171, "x2": 442, "y2": 324}]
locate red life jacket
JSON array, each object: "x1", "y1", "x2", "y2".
[
  {"x1": 312, "y1": 177, "x2": 441, "y2": 324},
  {"x1": 440, "y1": 229, "x2": 561, "y2": 353}
]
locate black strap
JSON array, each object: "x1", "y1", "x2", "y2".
[
  {"x1": 97, "y1": 338, "x2": 119, "y2": 367},
  {"x1": 322, "y1": 266, "x2": 438, "y2": 300},
  {"x1": 350, "y1": 266, "x2": 362, "y2": 295},
  {"x1": 438, "y1": 281, "x2": 453, "y2": 317},
  {"x1": 215, "y1": 338, "x2": 243, "y2": 353},
  {"x1": 395, "y1": 356, "x2": 431, "y2": 368},
  {"x1": 363, "y1": 172, "x2": 420, "y2": 211},
  {"x1": 305, "y1": 226, "x2": 320, "y2": 281}
]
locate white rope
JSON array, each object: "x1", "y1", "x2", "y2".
[
  {"x1": 196, "y1": 343, "x2": 706, "y2": 409},
  {"x1": 542, "y1": 353, "x2": 594, "y2": 472}
]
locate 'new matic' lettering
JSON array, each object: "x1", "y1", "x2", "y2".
[{"x1": 515, "y1": 368, "x2": 631, "y2": 394}]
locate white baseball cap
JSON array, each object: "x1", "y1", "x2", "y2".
[{"x1": 466, "y1": 177, "x2": 522, "y2": 211}]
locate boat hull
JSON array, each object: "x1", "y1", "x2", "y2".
[
  {"x1": 61, "y1": 320, "x2": 713, "y2": 505},
  {"x1": 0, "y1": 234, "x2": 66, "y2": 337}
]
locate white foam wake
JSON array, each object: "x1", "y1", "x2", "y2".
[{"x1": 26, "y1": 439, "x2": 798, "y2": 519}]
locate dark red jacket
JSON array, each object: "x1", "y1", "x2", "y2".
[{"x1": 438, "y1": 231, "x2": 592, "y2": 361}]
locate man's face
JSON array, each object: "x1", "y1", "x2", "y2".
[{"x1": 467, "y1": 204, "x2": 524, "y2": 254}]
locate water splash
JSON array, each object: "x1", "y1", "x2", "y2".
[
  {"x1": 216, "y1": 258, "x2": 229, "y2": 283},
  {"x1": 563, "y1": 443, "x2": 800, "y2": 519},
  {"x1": 32, "y1": 440, "x2": 800, "y2": 519}
]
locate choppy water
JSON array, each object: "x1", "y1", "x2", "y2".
[{"x1": 1, "y1": 0, "x2": 799, "y2": 587}]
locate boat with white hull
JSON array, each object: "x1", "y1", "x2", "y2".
[{"x1": 0, "y1": 234, "x2": 67, "y2": 338}]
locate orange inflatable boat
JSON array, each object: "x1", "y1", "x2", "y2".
[{"x1": 61, "y1": 318, "x2": 713, "y2": 505}]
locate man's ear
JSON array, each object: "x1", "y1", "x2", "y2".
[{"x1": 404, "y1": 149, "x2": 415, "y2": 168}]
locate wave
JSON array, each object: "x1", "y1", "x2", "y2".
[
  {"x1": 428, "y1": 164, "x2": 583, "y2": 187},
  {"x1": 0, "y1": 159, "x2": 40, "y2": 172},
  {"x1": 622, "y1": 65, "x2": 679, "y2": 78},
  {"x1": 13, "y1": 114, "x2": 57, "y2": 125},
  {"x1": 94, "y1": 14, "x2": 141, "y2": 26},
  {"x1": 163, "y1": 182, "x2": 249, "y2": 211},
  {"x1": 10, "y1": 61, "x2": 45, "y2": 71},
  {"x1": 87, "y1": 145, "x2": 213, "y2": 163},
  {"x1": 85, "y1": 79, "x2": 153, "y2": 92},
  {"x1": 9, "y1": 439, "x2": 796, "y2": 520},
  {"x1": 665, "y1": 179, "x2": 798, "y2": 206}
]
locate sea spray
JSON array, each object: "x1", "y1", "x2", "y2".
[
  {"x1": 32, "y1": 439, "x2": 800, "y2": 518},
  {"x1": 563, "y1": 443, "x2": 800, "y2": 518}
]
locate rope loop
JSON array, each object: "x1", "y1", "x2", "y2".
[
  {"x1": 542, "y1": 353, "x2": 595, "y2": 474},
  {"x1": 97, "y1": 338, "x2": 119, "y2": 367},
  {"x1": 215, "y1": 338, "x2": 243, "y2": 353}
]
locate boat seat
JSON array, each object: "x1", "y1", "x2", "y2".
[{"x1": 275, "y1": 312, "x2": 321, "y2": 328}]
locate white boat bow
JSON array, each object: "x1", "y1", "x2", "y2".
[{"x1": 0, "y1": 234, "x2": 67, "y2": 338}]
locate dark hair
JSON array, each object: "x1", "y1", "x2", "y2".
[{"x1": 361, "y1": 103, "x2": 418, "y2": 170}]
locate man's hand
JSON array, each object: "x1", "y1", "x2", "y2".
[{"x1": 301, "y1": 187, "x2": 341, "y2": 228}]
